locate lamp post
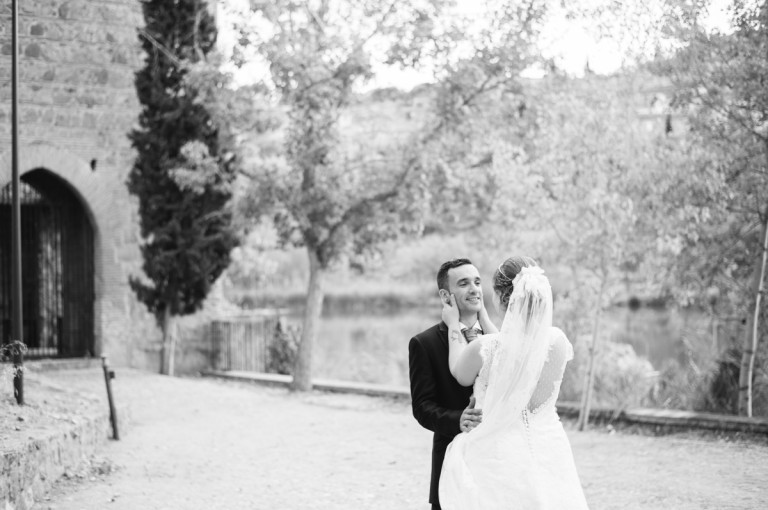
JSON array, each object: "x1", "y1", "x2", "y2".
[{"x1": 11, "y1": 0, "x2": 24, "y2": 405}]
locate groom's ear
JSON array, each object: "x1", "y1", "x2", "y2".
[{"x1": 438, "y1": 289, "x2": 450, "y2": 305}]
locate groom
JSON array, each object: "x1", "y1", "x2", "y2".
[{"x1": 409, "y1": 258, "x2": 485, "y2": 510}]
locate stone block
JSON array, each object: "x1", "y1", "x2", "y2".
[
  {"x1": 23, "y1": 43, "x2": 42, "y2": 59},
  {"x1": 29, "y1": 24, "x2": 45, "y2": 37}
]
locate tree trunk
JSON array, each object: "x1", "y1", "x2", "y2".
[
  {"x1": 577, "y1": 277, "x2": 607, "y2": 431},
  {"x1": 291, "y1": 247, "x2": 325, "y2": 392},
  {"x1": 160, "y1": 306, "x2": 177, "y2": 376},
  {"x1": 738, "y1": 211, "x2": 768, "y2": 416}
]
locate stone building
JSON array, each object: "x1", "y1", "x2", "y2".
[{"x1": 0, "y1": 0, "x2": 207, "y2": 371}]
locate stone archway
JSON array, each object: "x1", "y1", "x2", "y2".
[
  {"x1": 0, "y1": 143, "x2": 109, "y2": 357},
  {"x1": 1, "y1": 170, "x2": 95, "y2": 356}
]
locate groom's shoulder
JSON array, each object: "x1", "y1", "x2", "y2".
[{"x1": 411, "y1": 322, "x2": 444, "y2": 345}]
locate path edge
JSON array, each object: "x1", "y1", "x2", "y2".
[{"x1": 203, "y1": 370, "x2": 768, "y2": 436}]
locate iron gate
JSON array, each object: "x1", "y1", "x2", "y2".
[{"x1": 0, "y1": 169, "x2": 94, "y2": 358}]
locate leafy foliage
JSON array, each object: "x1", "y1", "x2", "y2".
[
  {"x1": 127, "y1": 0, "x2": 239, "y2": 320},
  {"x1": 266, "y1": 321, "x2": 300, "y2": 375},
  {"x1": 561, "y1": 339, "x2": 656, "y2": 409},
  {"x1": 651, "y1": 1, "x2": 768, "y2": 415},
  {"x1": 233, "y1": 0, "x2": 548, "y2": 265},
  {"x1": 0, "y1": 341, "x2": 26, "y2": 400},
  {"x1": 0, "y1": 340, "x2": 26, "y2": 361},
  {"x1": 650, "y1": 4, "x2": 768, "y2": 307},
  {"x1": 510, "y1": 74, "x2": 667, "y2": 314},
  {"x1": 228, "y1": 0, "x2": 547, "y2": 389}
]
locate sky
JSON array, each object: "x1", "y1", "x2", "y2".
[{"x1": 217, "y1": 0, "x2": 740, "y2": 91}]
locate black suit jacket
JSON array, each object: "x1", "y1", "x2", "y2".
[{"x1": 409, "y1": 321, "x2": 473, "y2": 507}]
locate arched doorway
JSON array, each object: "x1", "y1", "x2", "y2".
[{"x1": 0, "y1": 168, "x2": 95, "y2": 358}]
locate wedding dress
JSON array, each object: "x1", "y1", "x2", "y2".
[{"x1": 439, "y1": 267, "x2": 589, "y2": 509}]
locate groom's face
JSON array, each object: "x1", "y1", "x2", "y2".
[{"x1": 443, "y1": 264, "x2": 483, "y2": 316}]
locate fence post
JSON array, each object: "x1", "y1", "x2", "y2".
[{"x1": 101, "y1": 355, "x2": 119, "y2": 440}]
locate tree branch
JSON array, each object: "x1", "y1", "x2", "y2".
[
  {"x1": 323, "y1": 152, "x2": 416, "y2": 246},
  {"x1": 295, "y1": 0, "x2": 398, "y2": 98},
  {"x1": 687, "y1": 38, "x2": 768, "y2": 143}
]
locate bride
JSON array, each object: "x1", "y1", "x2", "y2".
[{"x1": 439, "y1": 256, "x2": 589, "y2": 509}]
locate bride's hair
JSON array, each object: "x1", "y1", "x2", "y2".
[{"x1": 493, "y1": 256, "x2": 538, "y2": 308}]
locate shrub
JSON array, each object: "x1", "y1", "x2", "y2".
[
  {"x1": 699, "y1": 347, "x2": 741, "y2": 414},
  {"x1": 645, "y1": 343, "x2": 768, "y2": 417},
  {"x1": 266, "y1": 320, "x2": 300, "y2": 375},
  {"x1": 561, "y1": 337, "x2": 657, "y2": 409},
  {"x1": 648, "y1": 358, "x2": 711, "y2": 411},
  {"x1": 0, "y1": 341, "x2": 26, "y2": 398},
  {"x1": 693, "y1": 347, "x2": 768, "y2": 416}
]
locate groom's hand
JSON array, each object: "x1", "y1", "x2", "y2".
[{"x1": 460, "y1": 396, "x2": 482, "y2": 433}]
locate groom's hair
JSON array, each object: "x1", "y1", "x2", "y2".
[{"x1": 437, "y1": 258, "x2": 474, "y2": 291}]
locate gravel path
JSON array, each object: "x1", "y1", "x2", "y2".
[{"x1": 33, "y1": 369, "x2": 768, "y2": 510}]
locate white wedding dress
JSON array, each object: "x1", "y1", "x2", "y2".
[{"x1": 439, "y1": 268, "x2": 589, "y2": 510}]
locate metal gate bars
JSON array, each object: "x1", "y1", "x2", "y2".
[{"x1": 0, "y1": 169, "x2": 94, "y2": 358}]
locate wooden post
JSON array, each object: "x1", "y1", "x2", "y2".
[{"x1": 101, "y1": 356, "x2": 119, "y2": 440}]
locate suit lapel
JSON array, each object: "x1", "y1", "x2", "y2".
[{"x1": 437, "y1": 321, "x2": 448, "y2": 348}]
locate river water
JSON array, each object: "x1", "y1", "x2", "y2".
[{"x1": 295, "y1": 305, "x2": 725, "y2": 388}]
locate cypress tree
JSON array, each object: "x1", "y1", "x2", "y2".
[{"x1": 128, "y1": 0, "x2": 238, "y2": 375}]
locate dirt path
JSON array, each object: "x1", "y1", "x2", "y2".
[{"x1": 33, "y1": 369, "x2": 768, "y2": 509}]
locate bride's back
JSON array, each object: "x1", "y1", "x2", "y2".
[
  {"x1": 473, "y1": 327, "x2": 571, "y2": 415},
  {"x1": 527, "y1": 327, "x2": 572, "y2": 414}
]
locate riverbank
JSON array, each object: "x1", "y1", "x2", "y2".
[
  {"x1": 208, "y1": 297, "x2": 748, "y2": 417},
  {"x1": 204, "y1": 369, "x2": 768, "y2": 439},
  {"x1": 231, "y1": 290, "x2": 435, "y2": 316}
]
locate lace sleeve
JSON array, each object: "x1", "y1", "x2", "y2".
[
  {"x1": 471, "y1": 335, "x2": 498, "y2": 410},
  {"x1": 527, "y1": 328, "x2": 570, "y2": 413}
]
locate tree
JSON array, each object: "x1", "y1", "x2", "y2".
[
  {"x1": 232, "y1": 0, "x2": 546, "y2": 390},
  {"x1": 128, "y1": 0, "x2": 239, "y2": 375},
  {"x1": 511, "y1": 73, "x2": 665, "y2": 428},
  {"x1": 654, "y1": 1, "x2": 768, "y2": 416}
]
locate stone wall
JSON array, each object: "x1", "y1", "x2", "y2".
[
  {"x1": 0, "y1": 0, "x2": 162, "y2": 368},
  {"x1": 1, "y1": 409, "x2": 111, "y2": 510},
  {"x1": 0, "y1": 369, "x2": 117, "y2": 510}
]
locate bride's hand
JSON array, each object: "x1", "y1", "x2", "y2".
[
  {"x1": 478, "y1": 293, "x2": 499, "y2": 334},
  {"x1": 442, "y1": 293, "x2": 460, "y2": 330}
]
